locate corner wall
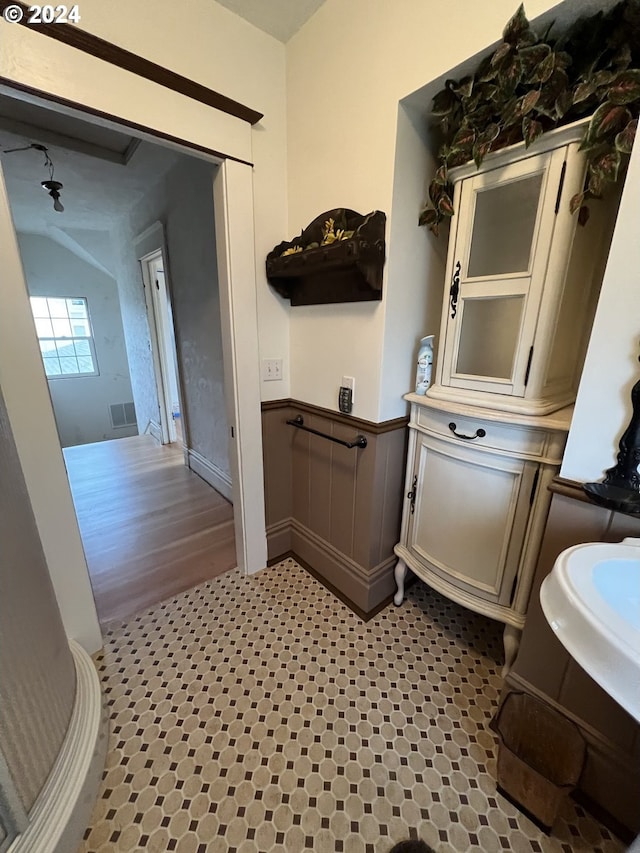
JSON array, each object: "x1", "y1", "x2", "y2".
[{"x1": 285, "y1": 0, "x2": 560, "y2": 422}]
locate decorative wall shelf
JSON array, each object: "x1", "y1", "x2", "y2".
[{"x1": 266, "y1": 208, "x2": 386, "y2": 306}]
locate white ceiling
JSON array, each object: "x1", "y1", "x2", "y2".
[
  {"x1": 213, "y1": 0, "x2": 326, "y2": 42},
  {"x1": 0, "y1": 96, "x2": 181, "y2": 275}
]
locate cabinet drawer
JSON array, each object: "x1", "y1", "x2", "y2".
[{"x1": 413, "y1": 405, "x2": 547, "y2": 458}]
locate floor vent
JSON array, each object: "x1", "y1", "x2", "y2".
[{"x1": 110, "y1": 402, "x2": 137, "y2": 429}]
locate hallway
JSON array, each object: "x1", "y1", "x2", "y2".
[{"x1": 64, "y1": 435, "x2": 236, "y2": 626}]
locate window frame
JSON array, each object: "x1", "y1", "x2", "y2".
[{"x1": 29, "y1": 296, "x2": 100, "y2": 380}]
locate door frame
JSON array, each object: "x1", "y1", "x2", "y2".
[
  {"x1": 0, "y1": 78, "x2": 267, "y2": 651},
  {"x1": 135, "y1": 222, "x2": 183, "y2": 447}
]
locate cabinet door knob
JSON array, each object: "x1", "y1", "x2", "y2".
[{"x1": 448, "y1": 422, "x2": 486, "y2": 441}]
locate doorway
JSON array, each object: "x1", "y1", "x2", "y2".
[{"x1": 0, "y1": 82, "x2": 267, "y2": 651}]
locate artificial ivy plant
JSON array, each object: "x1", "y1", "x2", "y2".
[{"x1": 419, "y1": 0, "x2": 640, "y2": 235}]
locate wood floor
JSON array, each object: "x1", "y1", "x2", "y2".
[{"x1": 64, "y1": 435, "x2": 236, "y2": 627}]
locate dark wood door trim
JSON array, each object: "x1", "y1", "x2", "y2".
[
  {"x1": 0, "y1": 1, "x2": 264, "y2": 126},
  {"x1": 261, "y1": 398, "x2": 409, "y2": 435},
  {"x1": 0, "y1": 77, "x2": 254, "y2": 167}
]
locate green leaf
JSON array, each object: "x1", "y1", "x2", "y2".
[
  {"x1": 615, "y1": 118, "x2": 638, "y2": 154},
  {"x1": 519, "y1": 89, "x2": 541, "y2": 116},
  {"x1": 502, "y1": 96, "x2": 522, "y2": 127},
  {"x1": 529, "y1": 51, "x2": 556, "y2": 83},
  {"x1": 503, "y1": 4, "x2": 529, "y2": 45},
  {"x1": 434, "y1": 164, "x2": 449, "y2": 185},
  {"x1": 472, "y1": 126, "x2": 499, "y2": 168},
  {"x1": 517, "y1": 27, "x2": 538, "y2": 48},
  {"x1": 522, "y1": 116, "x2": 544, "y2": 147},
  {"x1": 491, "y1": 41, "x2": 512, "y2": 68},
  {"x1": 555, "y1": 90, "x2": 574, "y2": 119},
  {"x1": 608, "y1": 70, "x2": 640, "y2": 105},
  {"x1": 432, "y1": 87, "x2": 458, "y2": 116},
  {"x1": 578, "y1": 205, "x2": 590, "y2": 226},
  {"x1": 585, "y1": 102, "x2": 633, "y2": 142},
  {"x1": 569, "y1": 191, "x2": 585, "y2": 215},
  {"x1": 590, "y1": 148, "x2": 622, "y2": 183},
  {"x1": 418, "y1": 207, "x2": 439, "y2": 228},
  {"x1": 554, "y1": 50, "x2": 572, "y2": 72},
  {"x1": 520, "y1": 44, "x2": 551, "y2": 77},
  {"x1": 428, "y1": 179, "x2": 444, "y2": 205},
  {"x1": 498, "y1": 55, "x2": 523, "y2": 93},
  {"x1": 452, "y1": 125, "x2": 476, "y2": 150},
  {"x1": 573, "y1": 79, "x2": 597, "y2": 104},
  {"x1": 588, "y1": 170, "x2": 605, "y2": 196},
  {"x1": 452, "y1": 76, "x2": 474, "y2": 99},
  {"x1": 437, "y1": 193, "x2": 455, "y2": 217}
]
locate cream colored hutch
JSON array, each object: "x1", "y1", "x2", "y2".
[{"x1": 394, "y1": 121, "x2": 618, "y2": 673}]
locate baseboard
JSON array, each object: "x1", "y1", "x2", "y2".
[
  {"x1": 187, "y1": 448, "x2": 232, "y2": 502},
  {"x1": 144, "y1": 419, "x2": 162, "y2": 444},
  {"x1": 266, "y1": 518, "x2": 292, "y2": 560},
  {"x1": 9, "y1": 640, "x2": 107, "y2": 853},
  {"x1": 267, "y1": 518, "x2": 396, "y2": 614}
]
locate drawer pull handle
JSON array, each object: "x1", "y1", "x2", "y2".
[{"x1": 448, "y1": 422, "x2": 486, "y2": 441}]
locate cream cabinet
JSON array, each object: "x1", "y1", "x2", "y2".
[
  {"x1": 393, "y1": 121, "x2": 620, "y2": 673},
  {"x1": 428, "y1": 120, "x2": 616, "y2": 416},
  {"x1": 394, "y1": 395, "x2": 571, "y2": 674}
]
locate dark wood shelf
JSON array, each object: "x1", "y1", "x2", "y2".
[{"x1": 266, "y1": 208, "x2": 386, "y2": 306}]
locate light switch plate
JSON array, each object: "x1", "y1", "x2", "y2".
[{"x1": 262, "y1": 358, "x2": 283, "y2": 381}]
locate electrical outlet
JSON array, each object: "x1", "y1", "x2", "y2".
[
  {"x1": 262, "y1": 358, "x2": 283, "y2": 381},
  {"x1": 341, "y1": 375, "x2": 355, "y2": 403}
]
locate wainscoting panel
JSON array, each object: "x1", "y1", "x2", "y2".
[
  {"x1": 502, "y1": 482, "x2": 640, "y2": 837},
  {"x1": 262, "y1": 400, "x2": 408, "y2": 615}
]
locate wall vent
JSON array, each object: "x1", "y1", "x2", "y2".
[{"x1": 110, "y1": 402, "x2": 137, "y2": 429}]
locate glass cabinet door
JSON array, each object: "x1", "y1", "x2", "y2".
[{"x1": 440, "y1": 147, "x2": 567, "y2": 398}]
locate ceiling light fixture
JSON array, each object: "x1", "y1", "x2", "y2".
[{"x1": 2, "y1": 142, "x2": 65, "y2": 212}]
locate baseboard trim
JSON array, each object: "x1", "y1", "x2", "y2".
[
  {"x1": 266, "y1": 518, "x2": 292, "y2": 560},
  {"x1": 144, "y1": 419, "x2": 162, "y2": 444},
  {"x1": 188, "y1": 449, "x2": 232, "y2": 502},
  {"x1": 9, "y1": 640, "x2": 107, "y2": 853},
  {"x1": 267, "y1": 518, "x2": 396, "y2": 614}
]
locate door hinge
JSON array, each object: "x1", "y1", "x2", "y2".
[
  {"x1": 524, "y1": 346, "x2": 534, "y2": 387},
  {"x1": 230, "y1": 425, "x2": 235, "y2": 438},
  {"x1": 554, "y1": 161, "x2": 567, "y2": 214},
  {"x1": 529, "y1": 468, "x2": 540, "y2": 506}
]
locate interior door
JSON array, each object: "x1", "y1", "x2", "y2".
[{"x1": 441, "y1": 148, "x2": 567, "y2": 397}]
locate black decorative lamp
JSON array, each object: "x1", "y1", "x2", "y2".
[
  {"x1": 584, "y1": 353, "x2": 640, "y2": 514},
  {"x1": 2, "y1": 142, "x2": 65, "y2": 212}
]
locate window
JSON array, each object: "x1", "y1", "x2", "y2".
[{"x1": 30, "y1": 297, "x2": 98, "y2": 378}]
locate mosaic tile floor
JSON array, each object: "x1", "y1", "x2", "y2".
[{"x1": 81, "y1": 559, "x2": 624, "y2": 853}]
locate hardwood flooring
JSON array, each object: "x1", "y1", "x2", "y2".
[{"x1": 63, "y1": 435, "x2": 236, "y2": 627}]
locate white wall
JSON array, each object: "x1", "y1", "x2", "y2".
[
  {"x1": 561, "y1": 135, "x2": 640, "y2": 483},
  {"x1": 286, "y1": 0, "x2": 565, "y2": 421},
  {"x1": 18, "y1": 233, "x2": 136, "y2": 447}
]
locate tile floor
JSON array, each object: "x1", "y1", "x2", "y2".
[{"x1": 81, "y1": 559, "x2": 624, "y2": 853}]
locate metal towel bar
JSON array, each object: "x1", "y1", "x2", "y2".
[{"x1": 286, "y1": 415, "x2": 367, "y2": 449}]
